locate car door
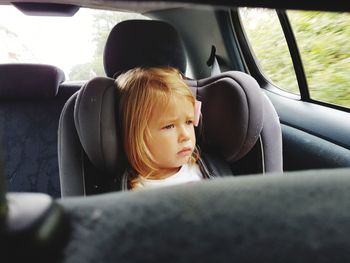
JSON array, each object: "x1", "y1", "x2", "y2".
[{"x1": 231, "y1": 8, "x2": 350, "y2": 172}]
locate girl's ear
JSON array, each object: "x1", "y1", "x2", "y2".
[{"x1": 194, "y1": 100, "x2": 202, "y2": 127}]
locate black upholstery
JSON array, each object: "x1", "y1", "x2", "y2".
[
  {"x1": 59, "y1": 78, "x2": 122, "y2": 196},
  {"x1": 0, "y1": 64, "x2": 79, "y2": 197},
  {"x1": 74, "y1": 78, "x2": 120, "y2": 174},
  {"x1": 58, "y1": 93, "x2": 85, "y2": 195},
  {"x1": 187, "y1": 72, "x2": 264, "y2": 162},
  {"x1": 58, "y1": 168, "x2": 350, "y2": 262},
  {"x1": 104, "y1": 20, "x2": 187, "y2": 77},
  {"x1": 0, "y1": 63, "x2": 64, "y2": 99},
  {"x1": 59, "y1": 20, "x2": 283, "y2": 196}
]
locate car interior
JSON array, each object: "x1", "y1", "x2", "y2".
[
  {"x1": 1, "y1": 0, "x2": 350, "y2": 262},
  {"x1": 58, "y1": 19, "x2": 282, "y2": 196}
]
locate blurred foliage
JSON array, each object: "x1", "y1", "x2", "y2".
[
  {"x1": 239, "y1": 9, "x2": 299, "y2": 94},
  {"x1": 240, "y1": 9, "x2": 350, "y2": 108},
  {"x1": 69, "y1": 11, "x2": 146, "y2": 80}
]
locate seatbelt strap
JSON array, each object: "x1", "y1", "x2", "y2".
[{"x1": 207, "y1": 45, "x2": 221, "y2": 76}]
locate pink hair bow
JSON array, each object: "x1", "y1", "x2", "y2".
[{"x1": 194, "y1": 100, "x2": 202, "y2": 127}]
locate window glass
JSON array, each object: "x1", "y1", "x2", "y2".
[
  {"x1": 288, "y1": 11, "x2": 350, "y2": 108},
  {"x1": 239, "y1": 8, "x2": 299, "y2": 94},
  {"x1": 0, "y1": 5, "x2": 147, "y2": 80}
]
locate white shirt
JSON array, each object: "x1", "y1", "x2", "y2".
[{"x1": 139, "y1": 164, "x2": 202, "y2": 189}]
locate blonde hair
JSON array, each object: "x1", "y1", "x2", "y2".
[{"x1": 115, "y1": 67, "x2": 199, "y2": 185}]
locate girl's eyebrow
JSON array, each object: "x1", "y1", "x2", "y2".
[
  {"x1": 159, "y1": 113, "x2": 194, "y2": 125},
  {"x1": 158, "y1": 117, "x2": 178, "y2": 125}
]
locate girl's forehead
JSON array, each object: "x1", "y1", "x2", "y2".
[
  {"x1": 162, "y1": 95, "x2": 193, "y2": 111},
  {"x1": 151, "y1": 96, "x2": 194, "y2": 121}
]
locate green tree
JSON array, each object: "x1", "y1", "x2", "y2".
[
  {"x1": 240, "y1": 9, "x2": 350, "y2": 108},
  {"x1": 240, "y1": 8, "x2": 299, "y2": 94},
  {"x1": 289, "y1": 11, "x2": 350, "y2": 107}
]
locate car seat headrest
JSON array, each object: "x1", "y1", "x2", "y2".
[
  {"x1": 74, "y1": 77, "x2": 122, "y2": 174},
  {"x1": 103, "y1": 20, "x2": 187, "y2": 78},
  {"x1": 0, "y1": 63, "x2": 65, "y2": 99},
  {"x1": 188, "y1": 71, "x2": 264, "y2": 162},
  {"x1": 74, "y1": 71, "x2": 263, "y2": 174}
]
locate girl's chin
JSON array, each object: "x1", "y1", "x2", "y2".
[{"x1": 175, "y1": 157, "x2": 191, "y2": 166}]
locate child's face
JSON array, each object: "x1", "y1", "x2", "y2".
[{"x1": 146, "y1": 97, "x2": 196, "y2": 175}]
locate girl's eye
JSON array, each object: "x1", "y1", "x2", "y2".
[
  {"x1": 186, "y1": 120, "x2": 194, "y2": 125},
  {"x1": 162, "y1": 124, "x2": 175, "y2": 130}
]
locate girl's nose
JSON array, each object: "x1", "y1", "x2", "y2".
[{"x1": 178, "y1": 125, "x2": 190, "y2": 142}]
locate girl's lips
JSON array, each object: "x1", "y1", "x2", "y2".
[{"x1": 177, "y1": 147, "x2": 193, "y2": 156}]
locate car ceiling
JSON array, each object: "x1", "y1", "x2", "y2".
[{"x1": 0, "y1": 0, "x2": 349, "y2": 14}]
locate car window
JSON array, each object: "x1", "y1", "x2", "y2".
[
  {"x1": 288, "y1": 10, "x2": 350, "y2": 108},
  {"x1": 0, "y1": 5, "x2": 147, "y2": 81},
  {"x1": 238, "y1": 8, "x2": 299, "y2": 95},
  {"x1": 238, "y1": 8, "x2": 350, "y2": 109}
]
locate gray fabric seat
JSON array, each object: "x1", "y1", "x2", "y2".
[
  {"x1": 0, "y1": 63, "x2": 79, "y2": 197},
  {"x1": 58, "y1": 20, "x2": 283, "y2": 197},
  {"x1": 57, "y1": 167, "x2": 350, "y2": 262}
]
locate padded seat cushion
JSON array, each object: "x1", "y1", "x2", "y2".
[
  {"x1": 188, "y1": 71, "x2": 264, "y2": 162},
  {"x1": 74, "y1": 77, "x2": 122, "y2": 174}
]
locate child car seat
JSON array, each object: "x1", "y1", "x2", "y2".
[{"x1": 58, "y1": 20, "x2": 282, "y2": 196}]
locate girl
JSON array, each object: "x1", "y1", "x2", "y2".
[{"x1": 115, "y1": 67, "x2": 211, "y2": 190}]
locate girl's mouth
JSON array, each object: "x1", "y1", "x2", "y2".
[{"x1": 177, "y1": 147, "x2": 193, "y2": 156}]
